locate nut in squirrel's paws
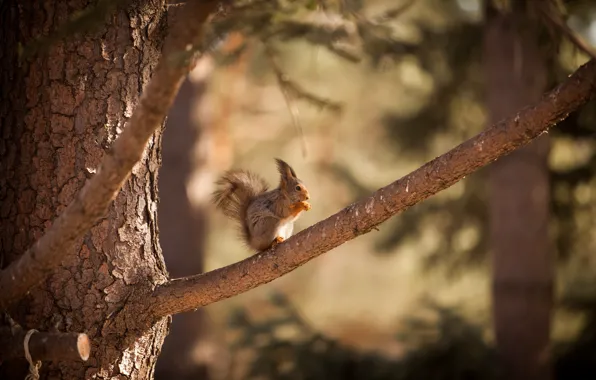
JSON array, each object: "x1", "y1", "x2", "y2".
[{"x1": 299, "y1": 200, "x2": 311, "y2": 211}]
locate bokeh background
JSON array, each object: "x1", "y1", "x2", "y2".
[{"x1": 155, "y1": 0, "x2": 596, "y2": 378}]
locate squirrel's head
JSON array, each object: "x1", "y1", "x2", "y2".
[{"x1": 275, "y1": 158, "x2": 310, "y2": 203}]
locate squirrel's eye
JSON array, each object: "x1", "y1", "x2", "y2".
[{"x1": 295, "y1": 185, "x2": 301, "y2": 191}]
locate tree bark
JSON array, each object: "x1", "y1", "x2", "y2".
[
  {"x1": 485, "y1": 3, "x2": 553, "y2": 380},
  {"x1": 0, "y1": 0, "x2": 170, "y2": 378}
]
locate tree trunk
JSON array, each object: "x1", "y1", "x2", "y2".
[
  {"x1": 0, "y1": 0, "x2": 169, "y2": 378},
  {"x1": 485, "y1": 3, "x2": 553, "y2": 380},
  {"x1": 155, "y1": 65, "x2": 213, "y2": 379}
]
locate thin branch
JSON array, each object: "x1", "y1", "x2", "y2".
[
  {"x1": 264, "y1": 43, "x2": 344, "y2": 157},
  {"x1": 535, "y1": 0, "x2": 596, "y2": 60},
  {"x1": 0, "y1": 0, "x2": 220, "y2": 310},
  {"x1": 371, "y1": 0, "x2": 416, "y2": 23},
  {"x1": 264, "y1": 45, "x2": 344, "y2": 113},
  {"x1": 265, "y1": 45, "x2": 308, "y2": 157},
  {"x1": 0, "y1": 327, "x2": 90, "y2": 362},
  {"x1": 146, "y1": 59, "x2": 596, "y2": 320}
]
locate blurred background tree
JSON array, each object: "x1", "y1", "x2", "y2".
[
  {"x1": 155, "y1": 0, "x2": 596, "y2": 379},
  {"x1": 485, "y1": 2, "x2": 552, "y2": 380}
]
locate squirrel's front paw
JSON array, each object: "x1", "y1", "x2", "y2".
[{"x1": 299, "y1": 200, "x2": 311, "y2": 211}]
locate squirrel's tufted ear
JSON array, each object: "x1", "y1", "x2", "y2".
[{"x1": 275, "y1": 158, "x2": 297, "y2": 186}]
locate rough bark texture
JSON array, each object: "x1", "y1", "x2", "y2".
[
  {"x1": 0, "y1": 0, "x2": 218, "y2": 310},
  {"x1": 485, "y1": 4, "x2": 553, "y2": 380},
  {"x1": 0, "y1": 0, "x2": 169, "y2": 378},
  {"x1": 141, "y1": 58, "x2": 596, "y2": 321}
]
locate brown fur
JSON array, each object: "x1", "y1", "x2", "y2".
[
  {"x1": 211, "y1": 170, "x2": 269, "y2": 243},
  {"x1": 212, "y1": 159, "x2": 310, "y2": 251}
]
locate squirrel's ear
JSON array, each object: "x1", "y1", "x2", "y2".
[{"x1": 275, "y1": 158, "x2": 297, "y2": 185}]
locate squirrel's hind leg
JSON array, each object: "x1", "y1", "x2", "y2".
[{"x1": 271, "y1": 236, "x2": 285, "y2": 248}]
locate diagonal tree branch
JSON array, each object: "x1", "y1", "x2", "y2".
[
  {"x1": 146, "y1": 59, "x2": 596, "y2": 320},
  {"x1": 0, "y1": 0, "x2": 220, "y2": 310}
]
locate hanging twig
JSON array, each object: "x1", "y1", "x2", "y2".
[
  {"x1": 265, "y1": 45, "x2": 309, "y2": 157},
  {"x1": 264, "y1": 45, "x2": 344, "y2": 113},
  {"x1": 263, "y1": 43, "x2": 344, "y2": 156}
]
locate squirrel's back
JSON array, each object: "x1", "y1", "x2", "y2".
[{"x1": 211, "y1": 170, "x2": 269, "y2": 240}]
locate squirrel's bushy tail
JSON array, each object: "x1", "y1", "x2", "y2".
[{"x1": 212, "y1": 170, "x2": 269, "y2": 236}]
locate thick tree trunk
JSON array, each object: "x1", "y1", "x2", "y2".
[
  {"x1": 485, "y1": 4, "x2": 553, "y2": 380},
  {"x1": 0, "y1": 0, "x2": 169, "y2": 378}
]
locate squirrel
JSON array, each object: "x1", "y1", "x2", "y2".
[{"x1": 212, "y1": 158, "x2": 311, "y2": 251}]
